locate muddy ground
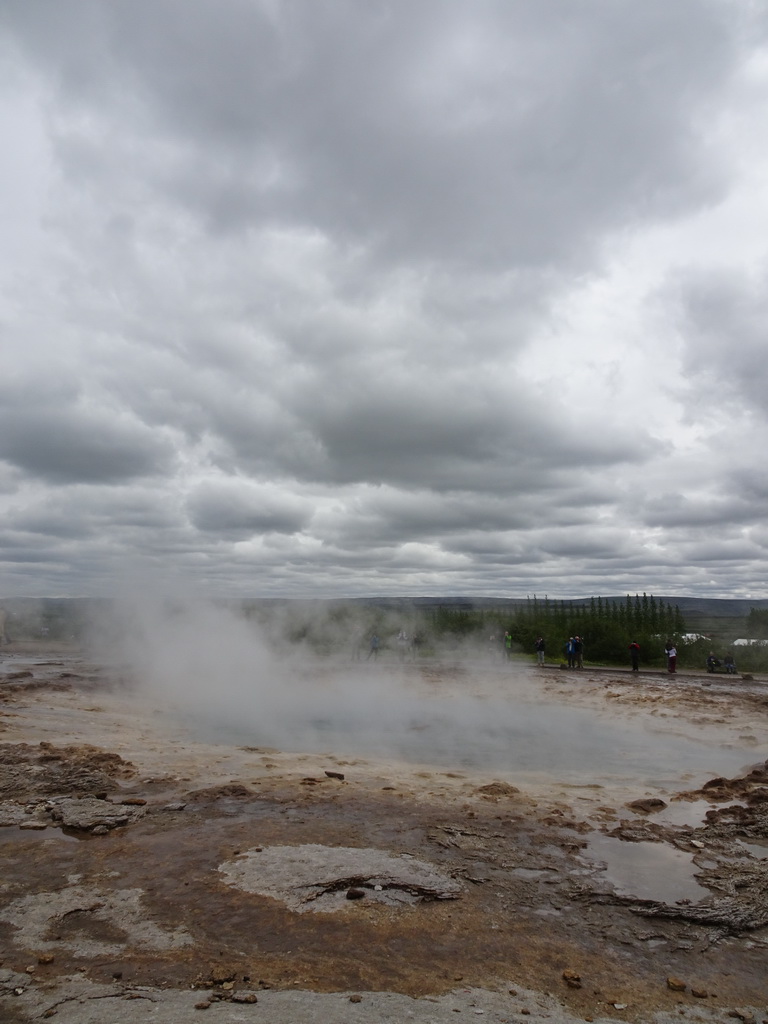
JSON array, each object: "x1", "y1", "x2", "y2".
[{"x1": 0, "y1": 645, "x2": 767, "y2": 1024}]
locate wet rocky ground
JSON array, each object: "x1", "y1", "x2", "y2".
[{"x1": 0, "y1": 646, "x2": 767, "y2": 1023}]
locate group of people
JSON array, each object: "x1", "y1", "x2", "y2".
[
  {"x1": 706, "y1": 651, "x2": 737, "y2": 674},
  {"x1": 362, "y1": 629, "x2": 417, "y2": 661},
  {"x1": 634, "y1": 641, "x2": 737, "y2": 675},
  {"x1": 364, "y1": 629, "x2": 739, "y2": 675}
]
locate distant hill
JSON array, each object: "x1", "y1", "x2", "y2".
[
  {"x1": 650, "y1": 596, "x2": 768, "y2": 618},
  {"x1": 2, "y1": 595, "x2": 767, "y2": 638},
  {"x1": 344, "y1": 595, "x2": 768, "y2": 617}
]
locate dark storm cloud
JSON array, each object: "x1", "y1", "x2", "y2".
[
  {"x1": 314, "y1": 481, "x2": 611, "y2": 552},
  {"x1": 2, "y1": 0, "x2": 734, "y2": 270},
  {"x1": 157, "y1": 0, "x2": 728, "y2": 266},
  {"x1": 4, "y1": 487, "x2": 181, "y2": 540},
  {"x1": 284, "y1": 379, "x2": 661, "y2": 490},
  {"x1": 0, "y1": 400, "x2": 174, "y2": 485},
  {"x1": 187, "y1": 481, "x2": 312, "y2": 536},
  {"x1": 640, "y1": 493, "x2": 758, "y2": 529}
]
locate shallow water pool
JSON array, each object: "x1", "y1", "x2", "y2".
[{"x1": 181, "y1": 668, "x2": 764, "y2": 791}]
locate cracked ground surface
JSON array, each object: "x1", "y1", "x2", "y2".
[{"x1": 0, "y1": 644, "x2": 767, "y2": 1023}]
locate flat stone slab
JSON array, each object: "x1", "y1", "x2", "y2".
[
  {"x1": 51, "y1": 797, "x2": 144, "y2": 831},
  {"x1": 220, "y1": 844, "x2": 463, "y2": 912}
]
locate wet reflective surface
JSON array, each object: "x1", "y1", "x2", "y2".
[
  {"x1": 583, "y1": 832, "x2": 709, "y2": 904},
  {"x1": 182, "y1": 668, "x2": 763, "y2": 790}
]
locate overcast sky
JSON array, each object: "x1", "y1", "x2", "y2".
[{"x1": 1, "y1": 0, "x2": 767, "y2": 600}]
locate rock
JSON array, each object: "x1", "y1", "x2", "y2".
[
  {"x1": 50, "y1": 797, "x2": 137, "y2": 831},
  {"x1": 626, "y1": 798, "x2": 667, "y2": 813},
  {"x1": 349, "y1": 994, "x2": 363, "y2": 1003},
  {"x1": 691, "y1": 989, "x2": 708, "y2": 998},
  {"x1": 562, "y1": 969, "x2": 582, "y2": 989},
  {"x1": 0, "y1": 969, "x2": 30, "y2": 995},
  {"x1": 208, "y1": 967, "x2": 236, "y2": 984},
  {"x1": 667, "y1": 977, "x2": 686, "y2": 992},
  {"x1": 194, "y1": 1001, "x2": 211, "y2": 1009},
  {"x1": 119, "y1": 797, "x2": 147, "y2": 806},
  {"x1": 325, "y1": 771, "x2": 345, "y2": 780},
  {"x1": 0, "y1": 802, "x2": 31, "y2": 827},
  {"x1": 477, "y1": 782, "x2": 520, "y2": 797},
  {"x1": 231, "y1": 992, "x2": 258, "y2": 1003},
  {"x1": 346, "y1": 887, "x2": 366, "y2": 900}
]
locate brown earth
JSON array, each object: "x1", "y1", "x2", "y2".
[{"x1": 0, "y1": 647, "x2": 767, "y2": 1023}]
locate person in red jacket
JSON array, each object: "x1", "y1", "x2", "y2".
[{"x1": 629, "y1": 640, "x2": 640, "y2": 672}]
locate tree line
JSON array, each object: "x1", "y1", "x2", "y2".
[
  {"x1": 427, "y1": 594, "x2": 685, "y2": 667},
  {"x1": 501, "y1": 594, "x2": 684, "y2": 667}
]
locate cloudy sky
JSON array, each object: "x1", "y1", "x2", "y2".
[{"x1": 1, "y1": 0, "x2": 768, "y2": 600}]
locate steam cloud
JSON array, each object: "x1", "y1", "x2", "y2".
[{"x1": 85, "y1": 591, "x2": 754, "y2": 785}]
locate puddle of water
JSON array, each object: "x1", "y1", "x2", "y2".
[
  {"x1": 650, "y1": 800, "x2": 718, "y2": 828},
  {"x1": 511, "y1": 867, "x2": 553, "y2": 879},
  {"x1": 737, "y1": 839, "x2": 768, "y2": 859},
  {"x1": 584, "y1": 833, "x2": 709, "y2": 904},
  {"x1": 0, "y1": 827, "x2": 77, "y2": 845}
]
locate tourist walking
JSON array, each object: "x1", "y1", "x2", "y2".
[{"x1": 366, "y1": 634, "x2": 380, "y2": 660}]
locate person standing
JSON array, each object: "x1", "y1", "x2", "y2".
[
  {"x1": 665, "y1": 640, "x2": 677, "y2": 673},
  {"x1": 574, "y1": 636, "x2": 583, "y2": 669},
  {"x1": 629, "y1": 640, "x2": 640, "y2": 672},
  {"x1": 565, "y1": 637, "x2": 575, "y2": 668},
  {"x1": 535, "y1": 636, "x2": 545, "y2": 665},
  {"x1": 396, "y1": 629, "x2": 409, "y2": 662},
  {"x1": 367, "y1": 634, "x2": 380, "y2": 660}
]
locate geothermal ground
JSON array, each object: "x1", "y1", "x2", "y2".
[{"x1": 1, "y1": 643, "x2": 767, "y2": 1024}]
